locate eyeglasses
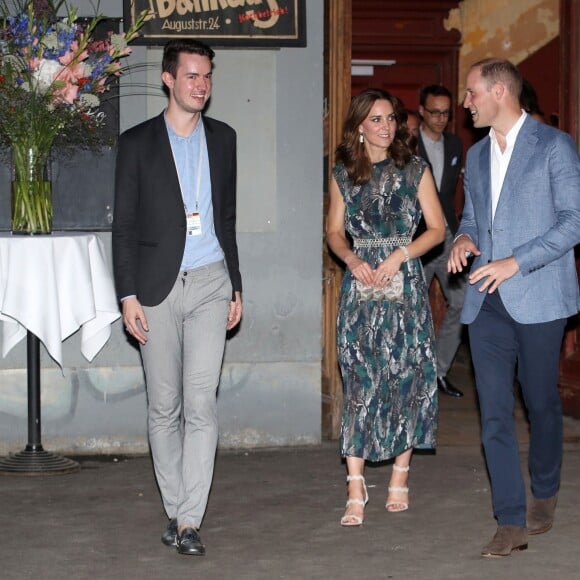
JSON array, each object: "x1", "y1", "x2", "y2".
[{"x1": 423, "y1": 108, "x2": 451, "y2": 119}]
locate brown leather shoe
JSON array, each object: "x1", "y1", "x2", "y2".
[
  {"x1": 481, "y1": 525, "x2": 528, "y2": 558},
  {"x1": 527, "y1": 495, "x2": 557, "y2": 535}
]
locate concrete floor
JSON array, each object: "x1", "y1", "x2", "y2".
[{"x1": 1, "y1": 347, "x2": 580, "y2": 580}]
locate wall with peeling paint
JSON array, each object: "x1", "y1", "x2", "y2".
[
  {"x1": 0, "y1": 1, "x2": 324, "y2": 454},
  {"x1": 445, "y1": 0, "x2": 559, "y2": 98}
]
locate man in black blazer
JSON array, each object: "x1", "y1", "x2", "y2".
[
  {"x1": 417, "y1": 84, "x2": 465, "y2": 397},
  {"x1": 112, "y1": 39, "x2": 242, "y2": 556}
]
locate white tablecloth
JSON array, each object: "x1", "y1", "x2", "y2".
[{"x1": 0, "y1": 233, "x2": 120, "y2": 368}]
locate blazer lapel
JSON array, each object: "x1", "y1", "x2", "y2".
[
  {"x1": 153, "y1": 113, "x2": 182, "y2": 204},
  {"x1": 203, "y1": 118, "x2": 222, "y2": 217},
  {"x1": 441, "y1": 136, "x2": 457, "y2": 191},
  {"x1": 496, "y1": 117, "x2": 537, "y2": 214},
  {"x1": 477, "y1": 138, "x2": 493, "y2": 230},
  {"x1": 418, "y1": 133, "x2": 454, "y2": 192}
]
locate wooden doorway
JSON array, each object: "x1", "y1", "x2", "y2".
[
  {"x1": 557, "y1": 0, "x2": 580, "y2": 418},
  {"x1": 322, "y1": 0, "x2": 580, "y2": 439},
  {"x1": 322, "y1": 0, "x2": 352, "y2": 440},
  {"x1": 322, "y1": 1, "x2": 461, "y2": 440}
]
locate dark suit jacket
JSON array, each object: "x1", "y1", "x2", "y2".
[
  {"x1": 417, "y1": 130, "x2": 463, "y2": 234},
  {"x1": 414, "y1": 130, "x2": 462, "y2": 263},
  {"x1": 112, "y1": 112, "x2": 242, "y2": 307}
]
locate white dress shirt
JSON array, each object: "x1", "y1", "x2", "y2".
[{"x1": 489, "y1": 111, "x2": 528, "y2": 221}]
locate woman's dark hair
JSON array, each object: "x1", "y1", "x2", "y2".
[
  {"x1": 335, "y1": 88, "x2": 413, "y2": 185},
  {"x1": 162, "y1": 39, "x2": 215, "y2": 78}
]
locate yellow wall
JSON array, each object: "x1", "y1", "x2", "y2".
[{"x1": 445, "y1": 0, "x2": 559, "y2": 99}]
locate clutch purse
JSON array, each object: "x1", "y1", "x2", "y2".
[{"x1": 355, "y1": 270, "x2": 404, "y2": 303}]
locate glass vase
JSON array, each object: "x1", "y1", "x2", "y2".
[{"x1": 11, "y1": 144, "x2": 53, "y2": 235}]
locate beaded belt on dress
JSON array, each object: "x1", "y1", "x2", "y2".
[{"x1": 353, "y1": 235, "x2": 412, "y2": 248}]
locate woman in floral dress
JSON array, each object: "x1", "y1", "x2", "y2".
[{"x1": 326, "y1": 89, "x2": 446, "y2": 526}]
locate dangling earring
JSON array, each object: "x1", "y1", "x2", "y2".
[{"x1": 359, "y1": 132, "x2": 364, "y2": 144}]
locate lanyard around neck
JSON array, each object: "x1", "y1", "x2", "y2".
[{"x1": 170, "y1": 119, "x2": 206, "y2": 214}]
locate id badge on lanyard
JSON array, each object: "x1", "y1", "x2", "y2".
[
  {"x1": 171, "y1": 119, "x2": 205, "y2": 237},
  {"x1": 186, "y1": 212, "x2": 202, "y2": 236}
]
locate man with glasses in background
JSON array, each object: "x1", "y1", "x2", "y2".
[{"x1": 417, "y1": 84, "x2": 465, "y2": 398}]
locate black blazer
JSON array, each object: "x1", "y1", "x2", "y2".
[
  {"x1": 112, "y1": 113, "x2": 242, "y2": 307},
  {"x1": 417, "y1": 130, "x2": 463, "y2": 234}
]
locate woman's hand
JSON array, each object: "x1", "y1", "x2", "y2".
[
  {"x1": 345, "y1": 255, "x2": 375, "y2": 286},
  {"x1": 373, "y1": 251, "x2": 404, "y2": 287}
]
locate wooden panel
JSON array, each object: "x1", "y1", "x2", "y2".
[
  {"x1": 559, "y1": 0, "x2": 578, "y2": 138},
  {"x1": 352, "y1": 58, "x2": 454, "y2": 111},
  {"x1": 322, "y1": 0, "x2": 352, "y2": 440},
  {"x1": 352, "y1": 0, "x2": 461, "y2": 47},
  {"x1": 519, "y1": 38, "x2": 560, "y2": 126},
  {"x1": 557, "y1": 0, "x2": 580, "y2": 418},
  {"x1": 352, "y1": 1, "x2": 461, "y2": 131}
]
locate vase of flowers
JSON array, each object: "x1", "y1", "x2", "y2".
[
  {"x1": 11, "y1": 143, "x2": 52, "y2": 234},
  {"x1": 0, "y1": 0, "x2": 146, "y2": 234}
]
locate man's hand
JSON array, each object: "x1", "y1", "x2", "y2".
[
  {"x1": 448, "y1": 234, "x2": 480, "y2": 273},
  {"x1": 122, "y1": 297, "x2": 149, "y2": 345},
  {"x1": 468, "y1": 257, "x2": 520, "y2": 294},
  {"x1": 227, "y1": 291, "x2": 243, "y2": 330}
]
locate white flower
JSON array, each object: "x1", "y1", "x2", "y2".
[
  {"x1": 110, "y1": 34, "x2": 128, "y2": 52},
  {"x1": 42, "y1": 31, "x2": 59, "y2": 51},
  {"x1": 79, "y1": 93, "x2": 100, "y2": 109},
  {"x1": 32, "y1": 59, "x2": 63, "y2": 93}
]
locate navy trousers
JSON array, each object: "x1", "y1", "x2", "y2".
[{"x1": 468, "y1": 291, "x2": 566, "y2": 527}]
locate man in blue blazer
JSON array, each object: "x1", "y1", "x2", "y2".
[
  {"x1": 449, "y1": 58, "x2": 580, "y2": 558},
  {"x1": 112, "y1": 39, "x2": 242, "y2": 556}
]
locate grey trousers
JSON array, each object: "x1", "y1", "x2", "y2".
[
  {"x1": 140, "y1": 261, "x2": 232, "y2": 529},
  {"x1": 423, "y1": 227, "x2": 466, "y2": 377}
]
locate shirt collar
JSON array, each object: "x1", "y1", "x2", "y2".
[
  {"x1": 489, "y1": 110, "x2": 527, "y2": 149},
  {"x1": 164, "y1": 111, "x2": 203, "y2": 141},
  {"x1": 420, "y1": 125, "x2": 444, "y2": 146}
]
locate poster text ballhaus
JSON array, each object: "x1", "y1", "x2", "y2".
[{"x1": 152, "y1": 0, "x2": 283, "y2": 20}]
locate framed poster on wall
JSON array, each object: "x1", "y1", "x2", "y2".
[{"x1": 123, "y1": 0, "x2": 306, "y2": 47}]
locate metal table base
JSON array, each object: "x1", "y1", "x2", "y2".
[{"x1": 0, "y1": 332, "x2": 80, "y2": 476}]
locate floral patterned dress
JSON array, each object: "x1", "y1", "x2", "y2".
[{"x1": 334, "y1": 156, "x2": 437, "y2": 462}]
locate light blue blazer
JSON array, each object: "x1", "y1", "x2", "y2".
[{"x1": 458, "y1": 115, "x2": 580, "y2": 324}]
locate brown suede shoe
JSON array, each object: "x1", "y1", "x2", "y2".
[
  {"x1": 527, "y1": 495, "x2": 557, "y2": 535},
  {"x1": 481, "y1": 525, "x2": 528, "y2": 558}
]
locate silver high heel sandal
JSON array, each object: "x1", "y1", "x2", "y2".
[
  {"x1": 386, "y1": 464, "x2": 409, "y2": 512},
  {"x1": 340, "y1": 474, "x2": 369, "y2": 526}
]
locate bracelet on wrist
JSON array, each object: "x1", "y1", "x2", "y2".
[{"x1": 399, "y1": 246, "x2": 410, "y2": 262}]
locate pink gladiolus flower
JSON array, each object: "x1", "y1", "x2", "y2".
[
  {"x1": 54, "y1": 81, "x2": 78, "y2": 104},
  {"x1": 59, "y1": 45, "x2": 89, "y2": 66},
  {"x1": 94, "y1": 77, "x2": 107, "y2": 93},
  {"x1": 52, "y1": 62, "x2": 86, "y2": 104},
  {"x1": 89, "y1": 40, "x2": 110, "y2": 52},
  {"x1": 106, "y1": 61, "x2": 122, "y2": 75}
]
